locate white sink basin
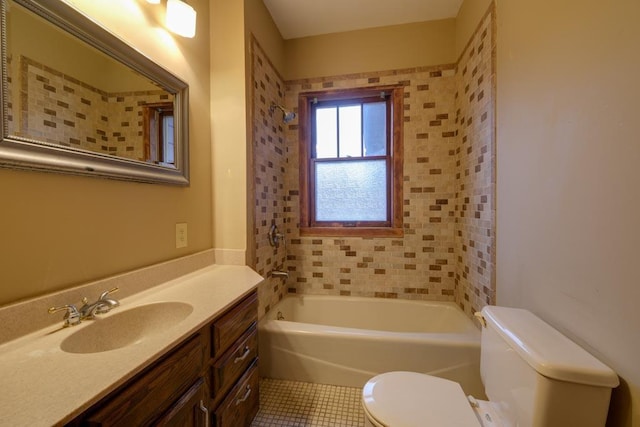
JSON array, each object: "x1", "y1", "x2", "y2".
[{"x1": 60, "y1": 302, "x2": 193, "y2": 354}]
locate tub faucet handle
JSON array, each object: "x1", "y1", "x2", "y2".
[{"x1": 268, "y1": 224, "x2": 286, "y2": 249}]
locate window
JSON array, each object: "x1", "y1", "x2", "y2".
[
  {"x1": 298, "y1": 86, "x2": 404, "y2": 237},
  {"x1": 142, "y1": 102, "x2": 175, "y2": 165}
]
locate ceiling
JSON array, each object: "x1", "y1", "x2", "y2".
[{"x1": 262, "y1": 0, "x2": 464, "y2": 40}]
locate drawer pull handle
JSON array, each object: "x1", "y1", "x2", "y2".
[
  {"x1": 234, "y1": 346, "x2": 251, "y2": 364},
  {"x1": 199, "y1": 400, "x2": 210, "y2": 427},
  {"x1": 235, "y1": 385, "x2": 251, "y2": 406}
]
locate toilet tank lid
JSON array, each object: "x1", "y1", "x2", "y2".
[{"x1": 481, "y1": 306, "x2": 619, "y2": 388}]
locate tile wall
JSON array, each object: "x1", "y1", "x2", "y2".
[
  {"x1": 283, "y1": 68, "x2": 459, "y2": 303},
  {"x1": 12, "y1": 56, "x2": 171, "y2": 161},
  {"x1": 453, "y1": 10, "x2": 496, "y2": 316},
  {"x1": 251, "y1": 7, "x2": 495, "y2": 319},
  {"x1": 250, "y1": 40, "x2": 289, "y2": 316},
  {"x1": 6, "y1": 55, "x2": 14, "y2": 128}
]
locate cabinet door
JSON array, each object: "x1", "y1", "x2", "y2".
[
  {"x1": 155, "y1": 378, "x2": 208, "y2": 427},
  {"x1": 213, "y1": 362, "x2": 259, "y2": 427}
]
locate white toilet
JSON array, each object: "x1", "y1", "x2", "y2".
[{"x1": 362, "y1": 306, "x2": 619, "y2": 427}]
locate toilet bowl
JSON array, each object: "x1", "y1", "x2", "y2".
[
  {"x1": 362, "y1": 306, "x2": 619, "y2": 427},
  {"x1": 362, "y1": 372, "x2": 491, "y2": 426}
]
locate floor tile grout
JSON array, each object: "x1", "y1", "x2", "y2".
[{"x1": 252, "y1": 378, "x2": 366, "y2": 427}]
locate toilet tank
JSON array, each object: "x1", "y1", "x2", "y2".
[{"x1": 479, "y1": 306, "x2": 618, "y2": 427}]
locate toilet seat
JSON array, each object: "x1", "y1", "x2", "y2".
[{"x1": 362, "y1": 372, "x2": 482, "y2": 427}]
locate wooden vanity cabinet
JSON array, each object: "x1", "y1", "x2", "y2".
[{"x1": 68, "y1": 290, "x2": 259, "y2": 427}]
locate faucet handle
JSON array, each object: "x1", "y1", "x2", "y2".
[
  {"x1": 48, "y1": 304, "x2": 81, "y2": 327},
  {"x1": 99, "y1": 287, "x2": 119, "y2": 300},
  {"x1": 96, "y1": 287, "x2": 120, "y2": 314}
]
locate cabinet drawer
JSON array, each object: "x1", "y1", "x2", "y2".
[
  {"x1": 84, "y1": 334, "x2": 203, "y2": 427},
  {"x1": 213, "y1": 361, "x2": 259, "y2": 427},
  {"x1": 211, "y1": 292, "x2": 257, "y2": 358},
  {"x1": 211, "y1": 325, "x2": 257, "y2": 401}
]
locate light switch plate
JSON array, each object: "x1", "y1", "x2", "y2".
[{"x1": 175, "y1": 223, "x2": 188, "y2": 248}]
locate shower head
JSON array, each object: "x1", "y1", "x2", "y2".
[
  {"x1": 270, "y1": 103, "x2": 296, "y2": 124},
  {"x1": 282, "y1": 111, "x2": 296, "y2": 123}
]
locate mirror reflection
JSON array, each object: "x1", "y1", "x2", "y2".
[
  {"x1": 6, "y1": 2, "x2": 176, "y2": 166},
  {"x1": 1, "y1": 0, "x2": 189, "y2": 184}
]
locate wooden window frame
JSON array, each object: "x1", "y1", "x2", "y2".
[
  {"x1": 142, "y1": 102, "x2": 174, "y2": 164},
  {"x1": 298, "y1": 85, "x2": 404, "y2": 237}
]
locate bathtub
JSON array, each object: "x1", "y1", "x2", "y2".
[{"x1": 258, "y1": 295, "x2": 485, "y2": 397}]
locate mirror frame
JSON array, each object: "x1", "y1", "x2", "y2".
[{"x1": 0, "y1": 0, "x2": 189, "y2": 185}]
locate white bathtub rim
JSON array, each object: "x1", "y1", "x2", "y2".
[
  {"x1": 265, "y1": 295, "x2": 472, "y2": 316},
  {"x1": 261, "y1": 295, "x2": 480, "y2": 341},
  {"x1": 259, "y1": 318, "x2": 480, "y2": 347}
]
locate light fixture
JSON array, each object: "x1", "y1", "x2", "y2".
[{"x1": 166, "y1": 0, "x2": 197, "y2": 38}]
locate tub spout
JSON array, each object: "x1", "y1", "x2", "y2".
[{"x1": 271, "y1": 270, "x2": 289, "y2": 279}]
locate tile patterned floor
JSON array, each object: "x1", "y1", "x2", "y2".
[{"x1": 252, "y1": 378, "x2": 366, "y2": 427}]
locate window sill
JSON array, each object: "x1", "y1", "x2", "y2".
[{"x1": 299, "y1": 227, "x2": 404, "y2": 238}]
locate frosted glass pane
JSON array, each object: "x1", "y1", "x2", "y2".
[
  {"x1": 363, "y1": 102, "x2": 386, "y2": 156},
  {"x1": 339, "y1": 105, "x2": 362, "y2": 158},
  {"x1": 163, "y1": 116, "x2": 174, "y2": 164},
  {"x1": 315, "y1": 107, "x2": 337, "y2": 158},
  {"x1": 315, "y1": 160, "x2": 387, "y2": 221}
]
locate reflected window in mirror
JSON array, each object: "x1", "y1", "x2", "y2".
[{"x1": 143, "y1": 102, "x2": 175, "y2": 165}]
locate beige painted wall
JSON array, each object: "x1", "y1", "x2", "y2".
[
  {"x1": 496, "y1": 1, "x2": 640, "y2": 425},
  {"x1": 284, "y1": 18, "x2": 456, "y2": 80},
  {"x1": 281, "y1": 1, "x2": 496, "y2": 80},
  {"x1": 9, "y1": 5, "x2": 155, "y2": 93},
  {"x1": 244, "y1": 0, "x2": 286, "y2": 76},
  {"x1": 455, "y1": 0, "x2": 492, "y2": 60},
  {"x1": 210, "y1": 0, "x2": 248, "y2": 253},
  {"x1": 0, "y1": 0, "x2": 213, "y2": 306}
]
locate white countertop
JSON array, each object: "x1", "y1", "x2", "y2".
[{"x1": 0, "y1": 264, "x2": 263, "y2": 426}]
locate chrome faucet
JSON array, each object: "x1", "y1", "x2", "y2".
[
  {"x1": 271, "y1": 270, "x2": 289, "y2": 279},
  {"x1": 79, "y1": 287, "x2": 120, "y2": 319}
]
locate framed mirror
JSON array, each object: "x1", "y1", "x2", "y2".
[{"x1": 0, "y1": 0, "x2": 189, "y2": 185}]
